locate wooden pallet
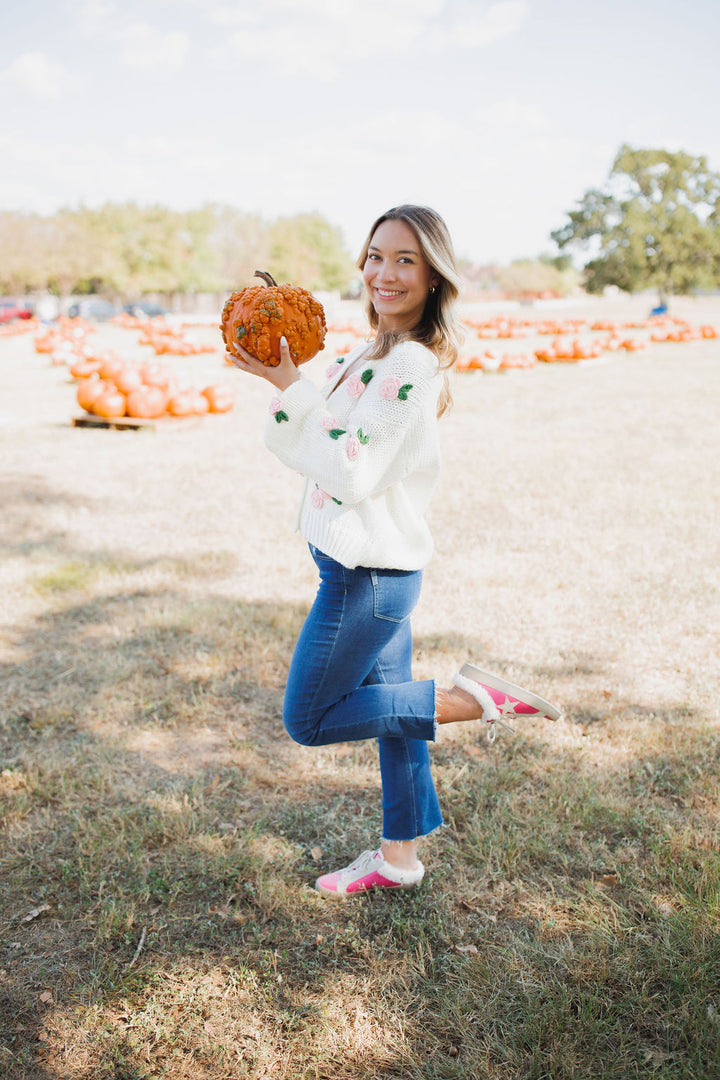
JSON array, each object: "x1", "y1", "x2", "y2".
[{"x1": 72, "y1": 413, "x2": 202, "y2": 432}]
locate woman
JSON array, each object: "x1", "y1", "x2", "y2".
[{"x1": 230, "y1": 205, "x2": 560, "y2": 898}]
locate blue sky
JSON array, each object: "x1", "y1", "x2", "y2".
[{"x1": 1, "y1": 0, "x2": 718, "y2": 264}]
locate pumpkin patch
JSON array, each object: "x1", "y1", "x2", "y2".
[{"x1": 456, "y1": 312, "x2": 717, "y2": 372}]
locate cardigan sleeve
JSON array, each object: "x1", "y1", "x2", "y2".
[{"x1": 263, "y1": 341, "x2": 441, "y2": 506}]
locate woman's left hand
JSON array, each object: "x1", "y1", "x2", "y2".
[{"x1": 227, "y1": 335, "x2": 301, "y2": 391}]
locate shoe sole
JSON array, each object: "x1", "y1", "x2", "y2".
[
  {"x1": 460, "y1": 663, "x2": 562, "y2": 721},
  {"x1": 315, "y1": 879, "x2": 422, "y2": 899}
]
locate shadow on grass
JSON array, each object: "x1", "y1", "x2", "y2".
[{"x1": 2, "y1": 493, "x2": 720, "y2": 1077}]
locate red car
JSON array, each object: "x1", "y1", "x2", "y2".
[{"x1": 0, "y1": 299, "x2": 33, "y2": 324}]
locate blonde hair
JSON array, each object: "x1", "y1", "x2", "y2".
[{"x1": 357, "y1": 204, "x2": 464, "y2": 416}]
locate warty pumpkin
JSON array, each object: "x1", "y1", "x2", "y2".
[{"x1": 220, "y1": 271, "x2": 327, "y2": 367}]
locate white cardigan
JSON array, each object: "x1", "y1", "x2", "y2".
[{"x1": 263, "y1": 339, "x2": 444, "y2": 570}]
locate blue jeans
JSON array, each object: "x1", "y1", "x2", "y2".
[{"x1": 283, "y1": 546, "x2": 443, "y2": 842}]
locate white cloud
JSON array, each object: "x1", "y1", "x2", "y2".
[
  {"x1": 0, "y1": 51, "x2": 81, "y2": 100},
  {"x1": 441, "y1": 1, "x2": 529, "y2": 47},
  {"x1": 118, "y1": 22, "x2": 191, "y2": 71},
  {"x1": 220, "y1": 0, "x2": 529, "y2": 79},
  {"x1": 73, "y1": 0, "x2": 118, "y2": 35}
]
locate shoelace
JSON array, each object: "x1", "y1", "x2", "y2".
[
  {"x1": 339, "y1": 850, "x2": 378, "y2": 881},
  {"x1": 486, "y1": 715, "x2": 517, "y2": 743}
]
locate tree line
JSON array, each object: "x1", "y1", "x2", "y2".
[
  {"x1": 3, "y1": 146, "x2": 717, "y2": 304},
  {"x1": 0, "y1": 204, "x2": 358, "y2": 299}
]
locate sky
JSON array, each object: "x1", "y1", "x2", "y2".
[{"x1": 1, "y1": 0, "x2": 719, "y2": 265}]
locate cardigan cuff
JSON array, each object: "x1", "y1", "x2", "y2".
[{"x1": 270, "y1": 376, "x2": 321, "y2": 420}]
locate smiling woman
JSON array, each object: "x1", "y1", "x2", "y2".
[{"x1": 227, "y1": 203, "x2": 562, "y2": 899}]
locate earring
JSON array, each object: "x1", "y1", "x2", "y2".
[{"x1": 429, "y1": 285, "x2": 436, "y2": 295}]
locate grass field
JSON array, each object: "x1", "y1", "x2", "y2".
[{"x1": 1, "y1": 294, "x2": 719, "y2": 1079}]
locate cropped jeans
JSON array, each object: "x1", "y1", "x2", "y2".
[{"x1": 283, "y1": 545, "x2": 443, "y2": 842}]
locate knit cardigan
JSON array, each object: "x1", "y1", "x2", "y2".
[{"x1": 263, "y1": 338, "x2": 444, "y2": 570}]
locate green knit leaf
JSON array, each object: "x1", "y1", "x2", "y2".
[
  {"x1": 397, "y1": 383, "x2": 413, "y2": 400},
  {"x1": 357, "y1": 428, "x2": 370, "y2": 444},
  {"x1": 328, "y1": 428, "x2": 346, "y2": 440},
  {"x1": 361, "y1": 368, "x2": 374, "y2": 384},
  {"x1": 274, "y1": 411, "x2": 289, "y2": 423}
]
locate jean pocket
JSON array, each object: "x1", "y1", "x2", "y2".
[{"x1": 370, "y1": 567, "x2": 423, "y2": 623}]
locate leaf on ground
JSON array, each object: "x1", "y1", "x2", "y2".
[
  {"x1": 593, "y1": 871, "x2": 619, "y2": 888},
  {"x1": 38, "y1": 990, "x2": 53, "y2": 1004},
  {"x1": 311, "y1": 846, "x2": 324, "y2": 862},
  {"x1": 456, "y1": 944, "x2": 478, "y2": 954},
  {"x1": 643, "y1": 1048, "x2": 670, "y2": 1066},
  {"x1": 23, "y1": 904, "x2": 51, "y2": 922}
]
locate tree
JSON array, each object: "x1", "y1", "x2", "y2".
[
  {"x1": 268, "y1": 214, "x2": 355, "y2": 292},
  {"x1": 551, "y1": 145, "x2": 720, "y2": 305}
]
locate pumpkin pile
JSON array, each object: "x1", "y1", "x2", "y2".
[
  {"x1": 221, "y1": 271, "x2": 327, "y2": 367},
  {"x1": 72, "y1": 356, "x2": 235, "y2": 420},
  {"x1": 1, "y1": 317, "x2": 39, "y2": 339},
  {"x1": 457, "y1": 312, "x2": 718, "y2": 373}
]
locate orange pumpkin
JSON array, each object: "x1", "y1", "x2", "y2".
[
  {"x1": 140, "y1": 360, "x2": 177, "y2": 396},
  {"x1": 77, "y1": 377, "x2": 112, "y2": 413},
  {"x1": 98, "y1": 356, "x2": 127, "y2": 382},
  {"x1": 93, "y1": 386, "x2": 127, "y2": 418},
  {"x1": 220, "y1": 271, "x2": 326, "y2": 367},
  {"x1": 126, "y1": 385, "x2": 168, "y2": 419},
  {"x1": 202, "y1": 384, "x2": 235, "y2": 413},
  {"x1": 168, "y1": 389, "x2": 210, "y2": 416},
  {"x1": 70, "y1": 357, "x2": 103, "y2": 379},
  {"x1": 113, "y1": 365, "x2": 143, "y2": 395}
]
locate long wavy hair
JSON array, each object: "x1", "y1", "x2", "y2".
[{"x1": 357, "y1": 204, "x2": 463, "y2": 416}]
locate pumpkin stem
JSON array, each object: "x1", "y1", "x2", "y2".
[{"x1": 254, "y1": 271, "x2": 278, "y2": 288}]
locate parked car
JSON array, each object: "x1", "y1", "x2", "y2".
[
  {"x1": 0, "y1": 298, "x2": 34, "y2": 323},
  {"x1": 67, "y1": 298, "x2": 119, "y2": 321},
  {"x1": 123, "y1": 301, "x2": 169, "y2": 318}
]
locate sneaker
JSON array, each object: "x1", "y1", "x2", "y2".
[
  {"x1": 315, "y1": 849, "x2": 425, "y2": 899},
  {"x1": 454, "y1": 662, "x2": 562, "y2": 741}
]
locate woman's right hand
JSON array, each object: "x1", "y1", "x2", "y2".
[{"x1": 228, "y1": 335, "x2": 300, "y2": 392}]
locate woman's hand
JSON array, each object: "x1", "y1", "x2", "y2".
[{"x1": 227, "y1": 335, "x2": 301, "y2": 391}]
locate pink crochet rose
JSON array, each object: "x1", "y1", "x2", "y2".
[
  {"x1": 269, "y1": 396, "x2": 289, "y2": 423},
  {"x1": 311, "y1": 488, "x2": 331, "y2": 509},
  {"x1": 346, "y1": 435, "x2": 360, "y2": 460},
  {"x1": 321, "y1": 415, "x2": 339, "y2": 431},
  {"x1": 378, "y1": 375, "x2": 402, "y2": 399},
  {"x1": 345, "y1": 373, "x2": 366, "y2": 398}
]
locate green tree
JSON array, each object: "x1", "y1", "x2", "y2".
[
  {"x1": 551, "y1": 145, "x2": 720, "y2": 305},
  {"x1": 268, "y1": 213, "x2": 355, "y2": 291},
  {"x1": 205, "y1": 204, "x2": 273, "y2": 292}
]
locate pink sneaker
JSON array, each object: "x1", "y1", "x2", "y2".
[
  {"x1": 315, "y1": 849, "x2": 425, "y2": 899},
  {"x1": 453, "y1": 662, "x2": 562, "y2": 742}
]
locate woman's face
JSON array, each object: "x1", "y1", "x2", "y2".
[{"x1": 363, "y1": 218, "x2": 439, "y2": 333}]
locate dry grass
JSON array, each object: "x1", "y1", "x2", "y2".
[{"x1": 1, "y1": 295, "x2": 720, "y2": 1079}]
